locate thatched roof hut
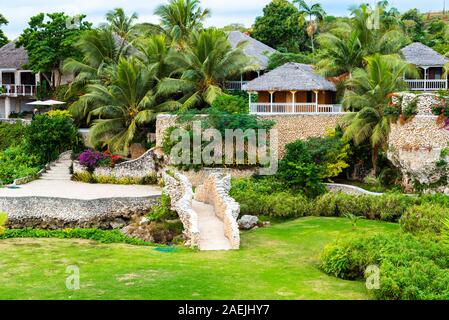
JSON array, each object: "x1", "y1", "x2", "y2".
[{"x1": 0, "y1": 41, "x2": 29, "y2": 69}]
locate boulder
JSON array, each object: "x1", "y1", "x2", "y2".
[{"x1": 238, "y1": 215, "x2": 259, "y2": 230}]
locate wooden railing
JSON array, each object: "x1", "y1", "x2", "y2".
[
  {"x1": 224, "y1": 81, "x2": 249, "y2": 91},
  {"x1": 0, "y1": 84, "x2": 36, "y2": 97},
  {"x1": 250, "y1": 103, "x2": 343, "y2": 114},
  {"x1": 404, "y1": 79, "x2": 447, "y2": 91}
]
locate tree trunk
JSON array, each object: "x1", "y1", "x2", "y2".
[{"x1": 371, "y1": 145, "x2": 379, "y2": 176}]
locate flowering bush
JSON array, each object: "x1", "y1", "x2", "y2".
[
  {"x1": 78, "y1": 149, "x2": 123, "y2": 171},
  {"x1": 79, "y1": 150, "x2": 106, "y2": 171},
  {"x1": 431, "y1": 98, "x2": 449, "y2": 129}
]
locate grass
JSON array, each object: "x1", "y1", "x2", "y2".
[{"x1": 0, "y1": 217, "x2": 398, "y2": 300}]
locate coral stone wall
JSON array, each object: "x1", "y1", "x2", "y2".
[
  {"x1": 3, "y1": 196, "x2": 158, "y2": 229},
  {"x1": 387, "y1": 93, "x2": 449, "y2": 190},
  {"x1": 195, "y1": 173, "x2": 240, "y2": 249},
  {"x1": 162, "y1": 170, "x2": 200, "y2": 247},
  {"x1": 156, "y1": 113, "x2": 344, "y2": 158}
]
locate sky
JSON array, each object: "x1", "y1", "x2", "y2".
[{"x1": 1, "y1": 0, "x2": 447, "y2": 39}]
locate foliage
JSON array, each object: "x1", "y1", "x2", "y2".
[
  {"x1": 320, "y1": 233, "x2": 449, "y2": 300},
  {"x1": 104, "y1": 8, "x2": 138, "y2": 41},
  {"x1": 159, "y1": 28, "x2": 252, "y2": 110},
  {"x1": 80, "y1": 57, "x2": 179, "y2": 154},
  {"x1": 72, "y1": 172, "x2": 158, "y2": 185},
  {"x1": 147, "y1": 193, "x2": 178, "y2": 221},
  {"x1": 210, "y1": 95, "x2": 248, "y2": 114},
  {"x1": 0, "y1": 13, "x2": 8, "y2": 47},
  {"x1": 341, "y1": 54, "x2": 418, "y2": 173},
  {"x1": 400, "y1": 204, "x2": 449, "y2": 236},
  {"x1": 401, "y1": 9, "x2": 426, "y2": 43},
  {"x1": 267, "y1": 51, "x2": 315, "y2": 70},
  {"x1": 155, "y1": 0, "x2": 211, "y2": 48},
  {"x1": 78, "y1": 150, "x2": 107, "y2": 171},
  {"x1": 0, "y1": 212, "x2": 7, "y2": 235},
  {"x1": 0, "y1": 122, "x2": 25, "y2": 151},
  {"x1": 24, "y1": 114, "x2": 80, "y2": 164},
  {"x1": 303, "y1": 132, "x2": 351, "y2": 180},
  {"x1": 0, "y1": 145, "x2": 41, "y2": 184},
  {"x1": 293, "y1": 0, "x2": 326, "y2": 52},
  {"x1": 277, "y1": 139, "x2": 326, "y2": 197},
  {"x1": 16, "y1": 13, "x2": 92, "y2": 90},
  {"x1": 251, "y1": 0, "x2": 307, "y2": 52},
  {"x1": 0, "y1": 228, "x2": 151, "y2": 246},
  {"x1": 343, "y1": 213, "x2": 365, "y2": 229}
]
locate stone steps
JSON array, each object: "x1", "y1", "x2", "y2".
[{"x1": 40, "y1": 158, "x2": 73, "y2": 181}]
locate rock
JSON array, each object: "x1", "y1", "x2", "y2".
[
  {"x1": 110, "y1": 218, "x2": 126, "y2": 229},
  {"x1": 238, "y1": 215, "x2": 259, "y2": 230},
  {"x1": 262, "y1": 221, "x2": 271, "y2": 227},
  {"x1": 139, "y1": 217, "x2": 150, "y2": 226}
]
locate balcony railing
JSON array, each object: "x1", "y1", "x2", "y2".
[
  {"x1": 404, "y1": 79, "x2": 447, "y2": 91},
  {"x1": 0, "y1": 84, "x2": 37, "y2": 97},
  {"x1": 224, "y1": 81, "x2": 249, "y2": 91},
  {"x1": 250, "y1": 103, "x2": 343, "y2": 114}
]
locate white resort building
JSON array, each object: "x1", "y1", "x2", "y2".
[
  {"x1": 401, "y1": 42, "x2": 449, "y2": 91},
  {"x1": 243, "y1": 62, "x2": 342, "y2": 114},
  {"x1": 0, "y1": 42, "x2": 39, "y2": 119},
  {"x1": 225, "y1": 31, "x2": 277, "y2": 91}
]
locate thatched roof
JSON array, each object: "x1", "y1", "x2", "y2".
[
  {"x1": 401, "y1": 42, "x2": 449, "y2": 67},
  {"x1": 0, "y1": 41, "x2": 29, "y2": 69},
  {"x1": 243, "y1": 62, "x2": 337, "y2": 92},
  {"x1": 227, "y1": 31, "x2": 276, "y2": 70}
]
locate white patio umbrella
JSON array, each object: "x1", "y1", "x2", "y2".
[
  {"x1": 26, "y1": 100, "x2": 48, "y2": 106},
  {"x1": 41, "y1": 100, "x2": 66, "y2": 106}
]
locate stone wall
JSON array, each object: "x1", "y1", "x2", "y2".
[
  {"x1": 195, "y1": 173, "x2": 240, "y2": 249},
  {"x1": 325, "y1": 183, "x2": 383, "y2": 196},
  {"x1": 183, "y1": 167, "x2": 257, "y2": 187},
  {"x1": 387, "y1": 93, "x2": 449, "y2": 191},
  {"x1": 156, "y1": 113, "x2": 344, "y2": 158},
  {"x1": 162, "y1": 170, "x2": 200, "y2": 247},
  {"x1": 2, "y1": 196, "x2": 158, "y2": 229},
  {"x1": 73, "y1": 148, "x2": 166, "y2": 180}
]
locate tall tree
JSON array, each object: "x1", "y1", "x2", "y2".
[
  {"x1": 155, "y1": 0, "x2": 210, "y2": 48},
  {"x1": 0, "y1": 13, "x2": 8, "y2": 47},
  {"x1": 252, "y1": 0, "x2": 306, "y2": 52},
  {"x1": 293, "y1": 0, "x2": 326, "y2": 52},
  {"x1": 63, "y1": 28, "x2": 131, "y2": 122},
  {"x1": 159, "y1": 28, "x2": 252, "y2": 109},
  {"x1": 341, "y1": 54, "x2": 418, "y2": 173},
  {"x1": 16, "y1": 13, "x2": 91, "y2": 91},
  {"x1": 104, "y1": 8, "x2": 138, "y2": 41},
  {"x1": 401, "y1": 8, "x2": 426, "y2": 43},
  {"x1": 84, "y1": 57, "x2": 179, "y2": 154}
]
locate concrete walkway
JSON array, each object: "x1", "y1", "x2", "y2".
[
  {"x1": 192, "y1": 200, "x2": 232, "y2": 251},
  {"x1": 0, "y1": 154, "x2": 161, "y2": 200}
]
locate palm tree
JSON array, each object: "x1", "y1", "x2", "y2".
[
  {"x1": 81, "y1": 57, "x2": 180, "y2": 154},
  {"x1": 158, "y1": 28, "x2": 253, "y2": 110},
  {"x1": 137, "y1": 34, "x2": 172, "y2": 80},
  {"x1": 104, "y1": 8, "x2": 138, "y2": 41},
  {"x1": 154, "y1": 0, "x2": 211, "y2": 48},
  {"x1": 341, "y1": 54, "x2": 418, "y2": 174},
  {"x1": 316, "y1": 30, "x2": 363, "y2": 78},
  {"x1": 294, "y1": 0, "x2": 326, "y2": 52},
  {"x1": 63, "y1": 29, "x2": 130, "y2": 122}
]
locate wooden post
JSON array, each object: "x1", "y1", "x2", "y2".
[
  {"x1": 423, "y1": 67, "x2": 428, "y2": 91},
  {"x1": 248, "y1": 92, "x2": 252, "y2": 113},
  {"x1": 290, "y1": 91, "x2": 297, "y2": 113},
  {"x1": 314, "y1": 90, "x2": 319, "y2": 113},
  {"x1": 269, "y1": 91, "x2": 275, "y2": 113}
]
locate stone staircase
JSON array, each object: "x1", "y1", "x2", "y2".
[
  {"x1": 192, "y1": 200, "x2": 232, "y2": 251},
  {"x1": 40, "y1": 155, "x2": 72, "y2": 181}
]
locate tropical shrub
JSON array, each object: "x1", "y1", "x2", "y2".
[
  {"x1": 277, "y1": 140, "x2": 326, "y2": 197},
  {"x1": 0, "y1": 212, "x2": 7, "y2": 235},
  {"x1": 72, "y1": 172, "x2": 158, "y2": 185},
  {"x1": 210, "y1": 95, "x2": 248, "y2": 114},
  {"x1": 78, "y1": 150, "x2": 107, "y2": 171},
  {"x1": 400, "y1": 204, "x2": 449, "y2": 236},
  {"x1": 320, "y1": 234, "x2": 449, "y2": 300},
  {"x1": 147, "y1": 193, "x2": 178, "y2": 222},
  {"x1": 24, "y1": 114, "x2": 80, "y2": 164},
  {"x1": 0, "y1": 145, "x2": 41, "y2": 184},
  {"x1": 0, "y1": 122, "x2": 25, "y2": 151}
]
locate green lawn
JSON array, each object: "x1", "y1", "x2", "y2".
[{"x1": 0, "y1": 217, "x2": 398, "y2": 300}]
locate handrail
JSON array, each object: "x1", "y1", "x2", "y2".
[{"x1": 0, "y1": 84, "x2": 37, "y2": 97}]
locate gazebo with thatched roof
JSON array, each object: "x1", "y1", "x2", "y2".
[
  {"x1": 401, "y1": 42, "x2": 449, "y2": 91},
  {"x1": 224, "y1": 31, "x2": 277, "y2": 91},
  {"x1": 243, "y1": 62, "x2": 341, "y2": 114}
]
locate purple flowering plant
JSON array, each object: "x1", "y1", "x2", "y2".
[{"x1": 78, "y1": 150, "x2": 107, "y2": 172}]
